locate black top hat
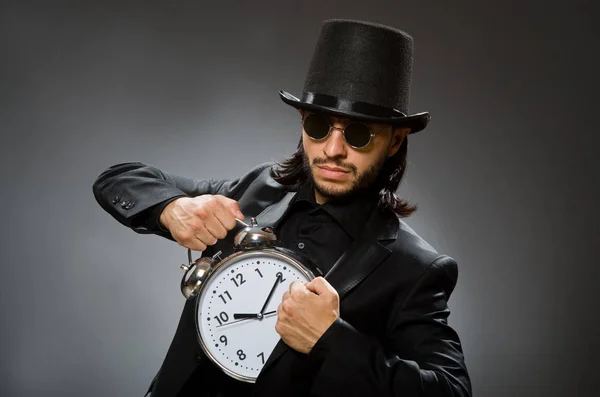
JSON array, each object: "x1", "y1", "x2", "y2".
[{"x1": 280, "y1": 19, "x2": 430, "y2": 133}]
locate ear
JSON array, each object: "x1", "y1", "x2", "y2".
[{"x1": 387, "y1": 127, "x2": 410, "y2": 157}]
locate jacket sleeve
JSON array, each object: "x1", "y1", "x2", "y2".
[
  {"x1": 92, "y1": 161, "x2": 273, "y2": 239},
  {"x1": 308, "y1": 255, "x2": 472, "y2": 397}
]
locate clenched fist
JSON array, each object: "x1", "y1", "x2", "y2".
[
  {"x1": 159, "y1": 195, "x2": 244, "y2": 251},
  {"x1": 276, "y1": 277, "x2": 340, "y2": 354}
]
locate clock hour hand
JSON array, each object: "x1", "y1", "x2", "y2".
[
  {"x1": 259, "y1": 273, "x2": 283, "y2": 315},
  {"x1": 220, "y1": 311, "x2": 277, "y2": 327},
  {"x1": 233, "y1": 309, "x2": 278, "y2": 320},
  {"x1": 233, "y1": 313, "x2": 259, "y2": 319}
]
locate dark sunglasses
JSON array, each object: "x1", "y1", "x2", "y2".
[{"x1": 302, "y1": 113, "x2": 389, "y2": 149}]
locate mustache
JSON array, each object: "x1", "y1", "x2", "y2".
[{"x1": 312, "y1": 157, "x2": 357, "y2": 174}]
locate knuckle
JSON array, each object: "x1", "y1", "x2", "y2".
[
  {"x1": 281, "y1": 299, "x2": 292, "y2": 313},
  {"x1": 218, "y1": 194, "x2": 232, "y2": 203},
  {"x1": 210, "y1": 196, "x2": 225, "y2": 207},
  {"x1": 178, "y1": 231, "x2": 192, "y2": 242},
  {"x1": 195, "y1": 206, "x2": 208, "y2": 218},
  {"x1": 289, "y1": 280, "x2": 299, "y2": 291}
]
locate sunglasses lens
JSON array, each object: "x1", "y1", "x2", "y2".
[
  {"x1": 303, "y1": 113, "x2": 330, "y2": 140},
  {"x1": 344, "y1": 122, "x2": 371, "y2": 148}
]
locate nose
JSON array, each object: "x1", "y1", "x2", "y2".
[{"x1": 323, "y1": 123, "x2": 347, "y2": 159}]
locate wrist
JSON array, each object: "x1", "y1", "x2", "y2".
[
  {"x1": 159, "y1": 197, "x2": 184, "y2": 230},
  {"x1": 308, "y1": 317, "x2": 344, "y2": 360}
]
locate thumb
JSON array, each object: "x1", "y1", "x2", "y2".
[{"x1": 305, "y1": 277, "x2": 334, "y2": 296}]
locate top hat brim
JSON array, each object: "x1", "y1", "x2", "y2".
[{"x1": 279, "y1": 90, "x2": 430, "y2": 134}]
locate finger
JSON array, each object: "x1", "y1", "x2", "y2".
[
  {"x1": 191, "y1": 220, "x2": 219, "y2": 246},
  {"x1": 216, "y1": 195, "x2": 245, "y2": 222},
  {"x1": 289, "y1": 280, "x2": 306, "y2": 294},
  {"x1": 176, "y1": 236, "x2": 207, "y2": 252},
  {"x1": 191, "y1": 237, "x2": 208, "y2": 251},
  {"x1": 305, "y1": 277, "x2": 336, "y2": 296},
  {"x1": 172, "y1": 221, "x2": 211, "y2": 251},
  {"x1": 202, "y1": 211, "x2": 228, "y2": 241},
  {"x1": 211, "y1": 199, "x2": 239, "y2": 231},
  {"x1": 282, "y1": 291, "x2": 290, "y2": 301},
  {"x1": 289, "y1": 280, "x2": 309, "y2": 299}
]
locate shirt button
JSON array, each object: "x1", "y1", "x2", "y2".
[{"x1": 297, "y1": 242, "x2": 305, "y2": 249}]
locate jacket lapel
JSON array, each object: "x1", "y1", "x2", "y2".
[
  {"x1": 325, "y1": 208, "x2": 397, "y2": 298},
  {"x1": 258, "y1": 207, "x2": 398, "y2": 378},
  {"x1": 255, "y1": 191, "x2": 296, "y2": 229}
]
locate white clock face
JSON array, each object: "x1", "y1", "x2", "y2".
[{"x1": 196, "y1": 250, "x2": 313, "y2": 382}]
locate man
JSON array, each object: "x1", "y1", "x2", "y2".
[{"x1": 93, "y1": 19, "x2": 472, "y2": 397}]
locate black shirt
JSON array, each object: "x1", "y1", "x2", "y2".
[{"x1": 277, "y1": 181, "x2": 378, "y2": 276}]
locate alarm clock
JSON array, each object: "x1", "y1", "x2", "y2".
[{"x1": 179, "y1": 217, "x2": 322, "y2": 383}]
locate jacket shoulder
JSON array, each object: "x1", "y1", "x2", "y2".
[
  {"x1": 234, "y1": 162, "x2": 290, "y2": 215},
  {"x1": 386, "y1": 218, "x2": 459, "y2": 288}
]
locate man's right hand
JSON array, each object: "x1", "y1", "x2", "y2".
[{"x1": 159, "y1": 195, "x2": 244, "y2": 251}]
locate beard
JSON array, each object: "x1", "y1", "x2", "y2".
[{"x1": 302, "y1": 151, "x2": 386, "y2": 201}]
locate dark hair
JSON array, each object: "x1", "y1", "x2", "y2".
[{"x1": 270, "y1": 137, "x2": 417, "y2": 218}]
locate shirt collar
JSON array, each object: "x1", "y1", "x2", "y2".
[{"x1": 292, "y1": 181, "x2": 379, "y2": 240}]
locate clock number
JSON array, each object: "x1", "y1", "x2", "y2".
[
  {"x1": 276, "y1": 271, "x2": 286, "y2": 282},
  {"x1": 219, "y1": 335, "x2": 228, "y2": 346},
  {"x1": 214, "y1": 311, "x2": 229, "y2": 326},
  {"x1": 237, "y1": 349, "x2": 246, "y2": 360},
  {"x1": 257, "y1": 352, "x2": 265, "y2": 364},
  {"x1": 254, "y1": 268, "x2": 263, "y2": 278},
  {"x1": 230, "y1": 273, "x2": 246, "y2": 287},
  {"x1": 218, "y1": 290, "x2": 232, "y2": 304}
]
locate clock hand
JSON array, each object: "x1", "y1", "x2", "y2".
[
  {"x1": 259, "y1": 273, "x2": 282, "y2": 316},
  {"x1": 216, "y1": 311, "x2": 277, "y2": 328},
  {"x1": 233, "y1": 313, "x2": 260, "y2": 319}
]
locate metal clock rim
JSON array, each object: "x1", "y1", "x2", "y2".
[{"x1": 194, "y1": 248, "x2": 317, "y2": 383}]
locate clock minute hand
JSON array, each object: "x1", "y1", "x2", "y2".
[{"x1": 259, "y1": 273, "x2": 282, "y2": 316}]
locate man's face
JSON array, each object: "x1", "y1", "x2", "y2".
[{"x1": 301, "y1": 111, "x2": 408, "y2": 204}]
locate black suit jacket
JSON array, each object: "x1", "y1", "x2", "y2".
[{"x1": 93, "y1": 162, "x2": 472, "y2": 397}]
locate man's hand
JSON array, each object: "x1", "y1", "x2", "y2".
[
  {"x1": 159, "y1": 195, "x2": 244, "y2": 251},
  {"x1": 275, "y1": 277, "x2": 340, "y2": 354}
]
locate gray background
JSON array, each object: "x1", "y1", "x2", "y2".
[{"x1": 1, "y1": 1, "x2": 598, "y2": 396}]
